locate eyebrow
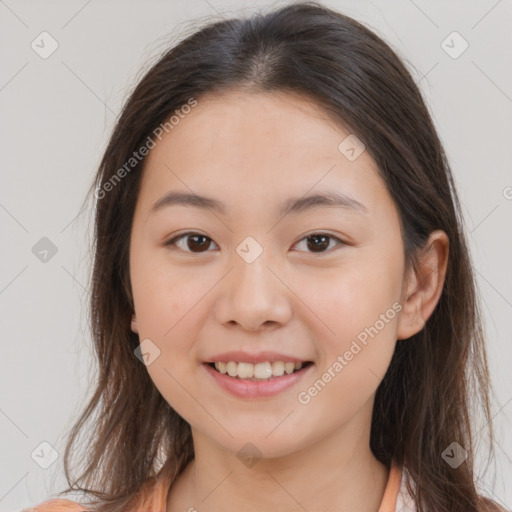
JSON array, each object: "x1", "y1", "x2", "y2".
[{"x1": 148, "y1": 190, "x2": 368, "y2": 218}]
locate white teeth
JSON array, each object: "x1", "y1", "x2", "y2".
[
  {"x1": 226, "y1": 361, "x2": 237, "y2": 377},
  {"x1": 254, "y1": 362, "x2": 272, "y2": 379},
  {"x1": 284, "y1": 362, "x2": 296, "y2": 374},
  {"x1": 213, "y1": 361, "x2": 306, "y2": 380},
  {"x1": 272, "y1": 361, "x2": 285, "y2": 377},
  {"x1": 237, "y1": 362, "x2": 254, "y2": 379}
]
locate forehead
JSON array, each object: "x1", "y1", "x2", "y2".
[
  {"x1": 147, "y1": 90, "x2": 356, "y2": 166},
  {"x1": 137, "y1": 90, "x2": 391, "y2": 219}
]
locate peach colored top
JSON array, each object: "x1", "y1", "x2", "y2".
[{"x1": 22, "y1": 463, "x2": 405, "y2": 512}]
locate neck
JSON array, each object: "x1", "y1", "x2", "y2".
[{"x1": 167, "y1": 404, "x2": 389, "y2": 512}]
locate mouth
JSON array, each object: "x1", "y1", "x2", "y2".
[
  {"x1": 202, "y1": 359, "x2": 315, "y2": 399},
  {"x1": 204, "y1": 361, "x2": 314, "y2": 381}
]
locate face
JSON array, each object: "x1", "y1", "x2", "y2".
[{"x1": 128, "y1": 90, "x2": 409, "y2": 458}]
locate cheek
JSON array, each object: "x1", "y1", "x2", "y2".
[
  {"x1": 294, "y1": 274, "x2": 400, "y2": 426},
  {"x1": 298, "y1": 248, "x2": 402, "y2": 382},
  {"x1": 130, "y1": 245, "x2": 206, "y2": 338},
  {"x1": 129, "y1": 255, "x2": 212, "y2": 420}
]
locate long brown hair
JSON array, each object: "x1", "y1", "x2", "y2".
[{"x1": 59, "y1": 2, "x2": 503, "y2": 511}]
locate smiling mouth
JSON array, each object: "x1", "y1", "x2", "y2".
[{"x1": 206, "y1": 361, "x2": 314, "y2": 381}]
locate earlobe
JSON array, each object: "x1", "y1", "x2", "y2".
[
  {"x1": 397, "y1": 230, "x2": 449, "y2": 340},
  {"x1": 131, "y1": 314, "x2": 139, "y2": 334}
]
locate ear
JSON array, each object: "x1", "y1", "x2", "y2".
[
  {"x1": 397, "y1": 230, "x2": 449, "y2": 340},
  {"x1": 131, "y1": 313, "x2": 139, "y2": 334}
]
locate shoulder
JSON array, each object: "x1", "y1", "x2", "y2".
[{"x1": 21, "y1": 498, "x2": 89, "y2": 512}]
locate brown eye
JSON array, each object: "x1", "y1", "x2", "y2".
[
  {"x1": 165, "y1": 233, "x2": 217, "y2": 253},
  {"x1": 165, "y1": 232, "x2": 344, "y2": 255},
  {"x1": 294, "y1": 233, "x2": 344, "y2": 254}
]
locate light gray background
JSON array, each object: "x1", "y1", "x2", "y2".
[{"x1": 1, "y1": 1, "x2": 511, "y2": 511}]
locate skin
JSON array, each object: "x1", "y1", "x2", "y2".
[{"x1": 128, "y1": 90, "x2": 449, "y2": 512}]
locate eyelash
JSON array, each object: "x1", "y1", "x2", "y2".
[{"x1": 164, "y1": 231, "x2": 346, "y2": 254}]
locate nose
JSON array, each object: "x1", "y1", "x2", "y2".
[{"x1": 214, "y1": 249, "x2": 293, "y2": 332}]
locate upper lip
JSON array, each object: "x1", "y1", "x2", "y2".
[{"x1": 204, "y1": 350, "x2": 312, "y2": 364}]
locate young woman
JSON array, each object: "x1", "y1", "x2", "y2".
[{"x1": 23, "y1": 2, "x2": 508, "y2": 511}]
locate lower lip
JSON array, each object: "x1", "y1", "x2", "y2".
[{"x1": 202, "y1": 362, "x2": 314, "y2": 399}]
